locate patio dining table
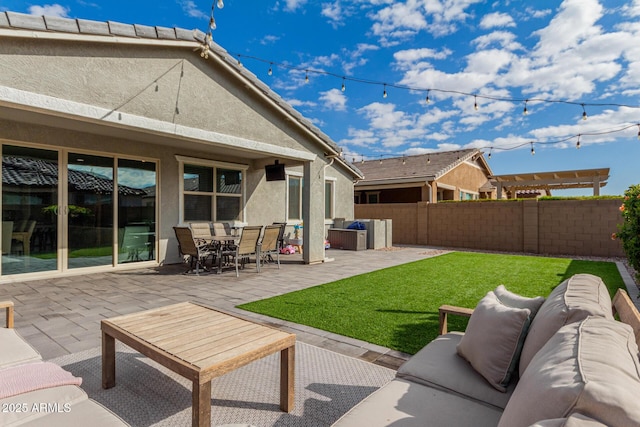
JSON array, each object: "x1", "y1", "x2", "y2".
[{"x1": 200, "y1": 235, "x2": 239, "y2": 274}]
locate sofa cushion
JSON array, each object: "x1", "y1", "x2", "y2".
[
  {"x1": 0, "y1": 384, "x2": 87, "y2": 426},
  {"x1": 494, "y1": 285, "x2": 545, "y2": 318},
  {"x1": 18, "y1": 398, "x2": 129, "y2": 426},
  {"x1": 398, "y1": 332, "x2": 514, "y2": 409},
  {"x1": 331, "y1": 378, "x2": 503, "y2": 427},
  {"x1": 529, "y1": 413, "x2": 608, "y2": 426},
  {"x1": 498, "y1": 317, "x2": 640, "y2": 427},
  {"x1": 457, "y1": 291, "x2": 531, "y2": 392},
  {"x1": 0, "y1": 328, "x2": 42, "y2": 369},
  {"x1": 518, "y1": 274, "x2": 613, "y2": 377}
]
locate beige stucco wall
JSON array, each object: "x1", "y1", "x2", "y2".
[
  {"x1": 0, "y1": 34, "x2": 356, "y2": 270},
  {"x1": 436, "y1": 161, "x2": 492, "y2": 199}
]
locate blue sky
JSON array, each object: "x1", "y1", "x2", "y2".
[{"x1": 2, "y1": 0, "x2": 639, "y2": 195}]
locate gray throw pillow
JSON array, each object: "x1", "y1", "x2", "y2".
[
  {"x1": 494, "y1": 285, "x2": 545, "y2": 319},
  {"x1": 457, "y1": 291, "x2": 531, "y2": 392}
]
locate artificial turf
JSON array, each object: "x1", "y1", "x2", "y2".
[{"x1": 238, "y1": 252, "x2": 626, "y2": 355}]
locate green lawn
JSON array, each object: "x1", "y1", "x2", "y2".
[{"x1": 238, "y1": 252, "x2": 626, "y2": 355}]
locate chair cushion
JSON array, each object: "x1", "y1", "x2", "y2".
[
  {"x1": 398, "y1": 332, "x2": 514, "y2": 409},
  {"x1": 332, "y1": 378, "x2": 503, "y2": 427},
  {"x1": 494, "y1": 285, "x2": 545, "y2": 318},
  {"x1": 498, "y1": 317, "x2": 640, "y2": 427},
  {"x1": 518, "y1": 274, "x2": 613, "y2": 377},
  {"x1": 456, "y1": 291, "x2": 531, "y2": 392},
  {"x1": 0, "y1": 328, "x2": 42, "y2": 369}
]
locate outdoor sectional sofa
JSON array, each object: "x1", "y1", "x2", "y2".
[
  {"x1": 333, "y1": 274, "x2": 640, "y2": 427},
  {"x1": 0, "y1": 301, "x2": 129, "y2": 426}
]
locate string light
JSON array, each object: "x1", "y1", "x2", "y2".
[
  {"x1": 341, "y1": 77, "x2": 346, "y2": 92},
  {"x1": 474, "y1": 95, "x2": 479, "y2": 111},
  {"x1": 582, "y1": 104, "x2": 587, "y2": 121},
  {"x1": 268, "y1": 63, "x2": 273, "y2": 76},
  {"x1": 305, "y1": 70, "x2": 309, "y2": 84},
  {"x1": 523, "y1": 100, "x2": 528, "y2": 115},
  {"x1": 383, "y1": 84, "x2": 388, "y2": 99},
  {"x1": 530, "y1": 142, "x2": 535, "y2": 156},
  {"x1": 425, "y1": 90, "x2": 431, "y2": 104},
  {"x1": 427, "y1": 156, "x2": 431, "y2": 164},
  {"x1": 488, "y1": 149, "x2": 492, "y2": 159},
  {"x1": 402, "y1": 156, "x2": 406, "y2": 165},
  {"x1": 576, "y1": 134, "x2": 581, "y2": 149}
]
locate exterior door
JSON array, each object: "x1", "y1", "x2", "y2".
[{"x1": 1, "y1": 145, "x2": 59, "y2": 275}]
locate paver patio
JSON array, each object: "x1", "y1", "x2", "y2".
[{"x1": 0, "y1": 247, "x2": 448, "y2": 370}]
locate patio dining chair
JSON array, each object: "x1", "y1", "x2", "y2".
[
  {"x1": 260, "y1": 225, "x2": 281, "y2": 269},
  {"x1": 221, "y1": 225, "x2": 263, "y2": 277},
  {"x1": 173, "y1": 226, "x2": 213, "y2": 275}
]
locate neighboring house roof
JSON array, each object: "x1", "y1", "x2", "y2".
[
  {"x1": 355, "y1": 149, "x2": 492, "y2": 186},
  {"x1": 0, "y1": 11, "x2": 363, "y2": 179},
  {"x1": 2, "y1": 156, "x2": 146, "y2": 195}
]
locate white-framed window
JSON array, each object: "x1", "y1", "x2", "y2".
[
  {"x1": 287, "y1": 172, "x2": 303, "y2": 221},
  {"x1": 176, "y1": 156, "x2": 247, "y2": 223},
  {"x1": 459, "y1": 190, "x2": 478, "y2": 200},
  {"x1": 325, "y1": 178, "x2": 336, "y2": 220}
]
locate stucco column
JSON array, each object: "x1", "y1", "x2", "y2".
[{"x1": 302, "y1": 160, "x2": 325, "y2": 264}]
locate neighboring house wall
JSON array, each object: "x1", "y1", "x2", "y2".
[
  {"x1": 355, "y1": 199, "x2": 625, "y2": 257},
  {"x1": 436, "y1": 162, "x2": 492, "y2": 200}
]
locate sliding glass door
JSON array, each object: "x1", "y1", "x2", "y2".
[
  {"x1": 67, "y1": 153, "x2": 114, "y2": 269},
  {"x1": 1, "y1": 145, "x2": 59, "y2": 275},
  {"x1": 1, "y1": 144, "x2": 157, "y2": 277}
]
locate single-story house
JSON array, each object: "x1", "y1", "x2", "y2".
[
  {"x1": 354, "y1": 149, "x2": 495, "y2": 204},
  {"x1": 0, "y1": 11, "x2": 362, "y2": 280}
]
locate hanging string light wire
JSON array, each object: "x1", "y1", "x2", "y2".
[{"x1": 224, "y1": 52, "x2": 640, "y2": 113}]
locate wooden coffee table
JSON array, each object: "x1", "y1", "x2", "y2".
[{"x1": 101, "y1": 302, "x2": 295, "y2": 427}]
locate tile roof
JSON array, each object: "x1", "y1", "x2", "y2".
[
  {"x1": 0, "y1": 11, "x2": 363, "y2": 179},
  {"x1": 2, "y1": 156, "x2": 146, "y2": 195},
  {"x1": 355, "y1": 149, "x2": 484, "y2": 182}
]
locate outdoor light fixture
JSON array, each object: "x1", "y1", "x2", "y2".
[
  {"x1": 268, "y1": 64, "x2": 273, "y2": 76},
  {"x1": 582, "y1": 104, "x2": 587, "y2": 120},
  {"x1": 383, "y1": 84, "x2": 388, "y2": 98},
  {"x1": 523, "y1": 100, "x2": 528, "y2": 115},
  {"x1": 530, "y1": 142, "x2": 535, "y2": 156},
  {"x1": 474, "y1": 95, "x2": 479, "y2": 111},
  {"x1": 576, "y1": 135, "x2": 581, "y2": 149},
  {"x1": 426, "y1": 90, "x2": 431, "y2": 104},
  {"x1": 341, "y1": 77, "x2": 346, "y2": 92}
]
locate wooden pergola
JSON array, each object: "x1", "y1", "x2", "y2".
[{"x1": 490, "y1": 168, "x2": 610, "y2": 199}]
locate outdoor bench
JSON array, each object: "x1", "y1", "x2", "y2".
[
  {"x1": 0, "y1": 300, "x2": 129, "y2": 426},
  {"x1": 332, "y1": 274, "x2": 640, "y2": 426}
]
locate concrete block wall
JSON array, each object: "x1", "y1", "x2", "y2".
[{"x1": 355, "y1": 199, "x2": 625, "y2": 257}]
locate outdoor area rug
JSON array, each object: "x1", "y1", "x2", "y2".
[{"x1": 49, "y1": 341, "x2": 395, "y2": 427}]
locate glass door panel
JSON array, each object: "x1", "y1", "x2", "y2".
[
  {"x1": 67, "y1": 153, "x2": 114, "y2": 269},
  {"x1": 2, "y1": 145, "x2": 59, "y2": 275},
  {"x1": 117, "y1": 159, "x2": 156, "y2": 263}
]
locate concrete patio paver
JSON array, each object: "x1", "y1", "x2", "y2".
[{"x1": 0, "y1": 247, "x2": 446, "y2": 369}]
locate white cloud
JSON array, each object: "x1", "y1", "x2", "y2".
[
  {"x1": 524, "y1": 7, "x2": 552, "y2": 19},
  {"x1": 28, "y1": 4, "x2": 69, "y2": 17},
  {"x1": 533, "y1": 0, "x2": 603, "y2": 58},
  {"x1": 322, "y1": 1, "x2": 354, "y2": 27},
  {"x1": 319, "y1": 88, "x2": 347, "y2": 111},
  {"x1": 479, "y1": 12, "x2": 515, "y2": 29},
  {"x1": 178, "y1": 1, "x2": 207, "y2": 20},
  {"x1": 260, "y1": 35, "x2": 280, "y2": 45},
  {"x1": 472, "y1": 31, "x2": 523, "y2": 51},
  {"x1": 393, "y1": 47, "x2": 452, "y2": 64},
  {"x1": 284, "y1": 0, "x2": 307, "y2": 12}
]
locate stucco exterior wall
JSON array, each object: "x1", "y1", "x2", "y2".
[
  {"x1": 0, "y1": 36, "x2": 357, "y2": 271},
  {"x1": 436, "y1": 161, "x2": 492, "y2": 198}
]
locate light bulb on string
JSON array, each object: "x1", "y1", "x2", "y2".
[
  {"x1": 383, "y1": 84, "x2": 388, "y2": 99},
  {"x1": 379, "y1": 158, "x2": 382, "y2": 164},
  {"x1": 361, "y1": 156, "x2": 365, "y2": 164},
  {"x1": 474, "y1": 95, "x2": 479, "y2": 111},
  {"x1": 402, "y1": 156, "x2": 406, "y2": 165},
  {"x1": 530, "y1": 142, "x2": 535, "y2": 156},
  {"x1": 523, "y1": 100, "x2": 528, "y2": 115},
  {"x1": 487, "y1": 149, "x2": 492, "y2": 160},
  {"x1": 425, "y1": 90, "x2": 430, "y2": 104},
  {"x1": 582, "y1": 104, "x2": 587, "y2": 121},
  {"x1": 217, "y1": 0, "x2": 224, "y2": 8},
  {"x1": 305, "y1": 70, "x2": 309, "y2": 84},
  {"x1": 637, "y1": 124, "x2": 640, "y2": 140},
  {"x1": 268, "y1": 63, "x2": 273, "y2": 76},
  {"x1": 427, "y1": 156, "x2": 431, "y2": 164},
  {"x1": 341, "y1": 77, "x2": 346, "y2": 92},
  {"x1": 576, "y1": 135, "x2": 581, "y2": 149},
  {"x1": 209, "y1": 16, "x2": 216, "y2": 30}
]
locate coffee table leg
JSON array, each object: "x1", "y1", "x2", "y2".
[
  {"x1": 280, "y1": 345, "x2": 295, "y2": 412},
  {"x1": 102, "y1": 331, "x2": 116, "y2": 389},
  {"x1": 193, "y1": 380, "x2": 211, "y2": 427}
]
